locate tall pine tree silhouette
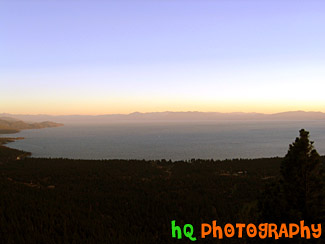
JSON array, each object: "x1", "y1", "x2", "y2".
[
  {"x1": 280, "y1": 129, "x2": 324, "y2": 223},
  {"x1": 259, "y1": 129, "x2": 324, "y2": 223}
]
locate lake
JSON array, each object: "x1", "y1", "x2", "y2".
[{"x1": 3, "y1": 121, "x2": 325, "y2": 160}]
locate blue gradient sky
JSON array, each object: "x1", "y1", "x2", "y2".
[{"x1": 1, "y1": 1, "x2": 325, "y2": 115}]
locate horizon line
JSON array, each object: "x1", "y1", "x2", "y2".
[{"x1": 1, "y1": 110, "x2": 325, "y2": 117}]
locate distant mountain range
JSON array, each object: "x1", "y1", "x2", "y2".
[
  {"x1": 0, "y1": 117, "x2": 64, "y2": 134},
  {"x1": 1, "y1": 111, "x2": 325, "y2": 124}
]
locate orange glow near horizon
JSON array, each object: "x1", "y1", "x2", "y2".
[
  {"x1": 2, "y1": 98, "x2": 324, "y2": 116},
  {"x1": 1, "y1": 1, "x2": 325, "y2": 117}
]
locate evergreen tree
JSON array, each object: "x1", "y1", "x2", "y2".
[
  {"x1": 259, "y1": 129, "x2": 324, "y2": 224},
  {"x1": 280, "y1": 129, "x2": 324, "y2": 223}
]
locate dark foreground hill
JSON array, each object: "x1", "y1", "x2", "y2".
[
  {"x1": 0, "y1": 145, "x2": 314, "y2": 243},
  {"x1": 1, "y1": 145, "x2": 324, "y2": 243}
]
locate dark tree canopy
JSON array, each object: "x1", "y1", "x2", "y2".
[
  {"x1": 281, "y1": 129, "x2": 324, "y2": 222},
  {"x1": 259, "y1": 129, "x2": 324, "y2": 224}
]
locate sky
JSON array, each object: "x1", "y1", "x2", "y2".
[{"x1": 1, "y1": 0, "x2": 325, "y2": 115}]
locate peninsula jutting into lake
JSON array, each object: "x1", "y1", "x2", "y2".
[{"x1": 0, "y1": 117, "x2": 63, "y2": 134}]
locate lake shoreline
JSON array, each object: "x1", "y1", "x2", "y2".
[
  {"x1": 0, "y1": 137, "x2": 25, "y2": 146},
  {"x1": 2, "y1": 122, "x2": 325, "y2": 161}
]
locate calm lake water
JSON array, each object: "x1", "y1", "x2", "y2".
[{"x1": 3, "y1": 121, "x2": 325, "y2": 160}]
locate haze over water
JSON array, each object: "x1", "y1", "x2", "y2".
[{"x1": 5, "y1": 121, "x2": 325, "y2": 160}]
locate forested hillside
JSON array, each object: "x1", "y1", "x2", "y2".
[{"x1": 0, "y1": 146, "x2": 286, "y2": 243}]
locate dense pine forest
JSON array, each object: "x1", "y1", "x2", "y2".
[{"x1": 0, "y1": 133, "x2": 324, "y2": 243}]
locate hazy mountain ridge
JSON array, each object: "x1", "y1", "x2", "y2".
[
  {"x1": 1, "y1": 111, "x2": 325, "y2": 124},
  {"x1": 0, "y1": 118, "x2": 64, "y2": 134}
]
